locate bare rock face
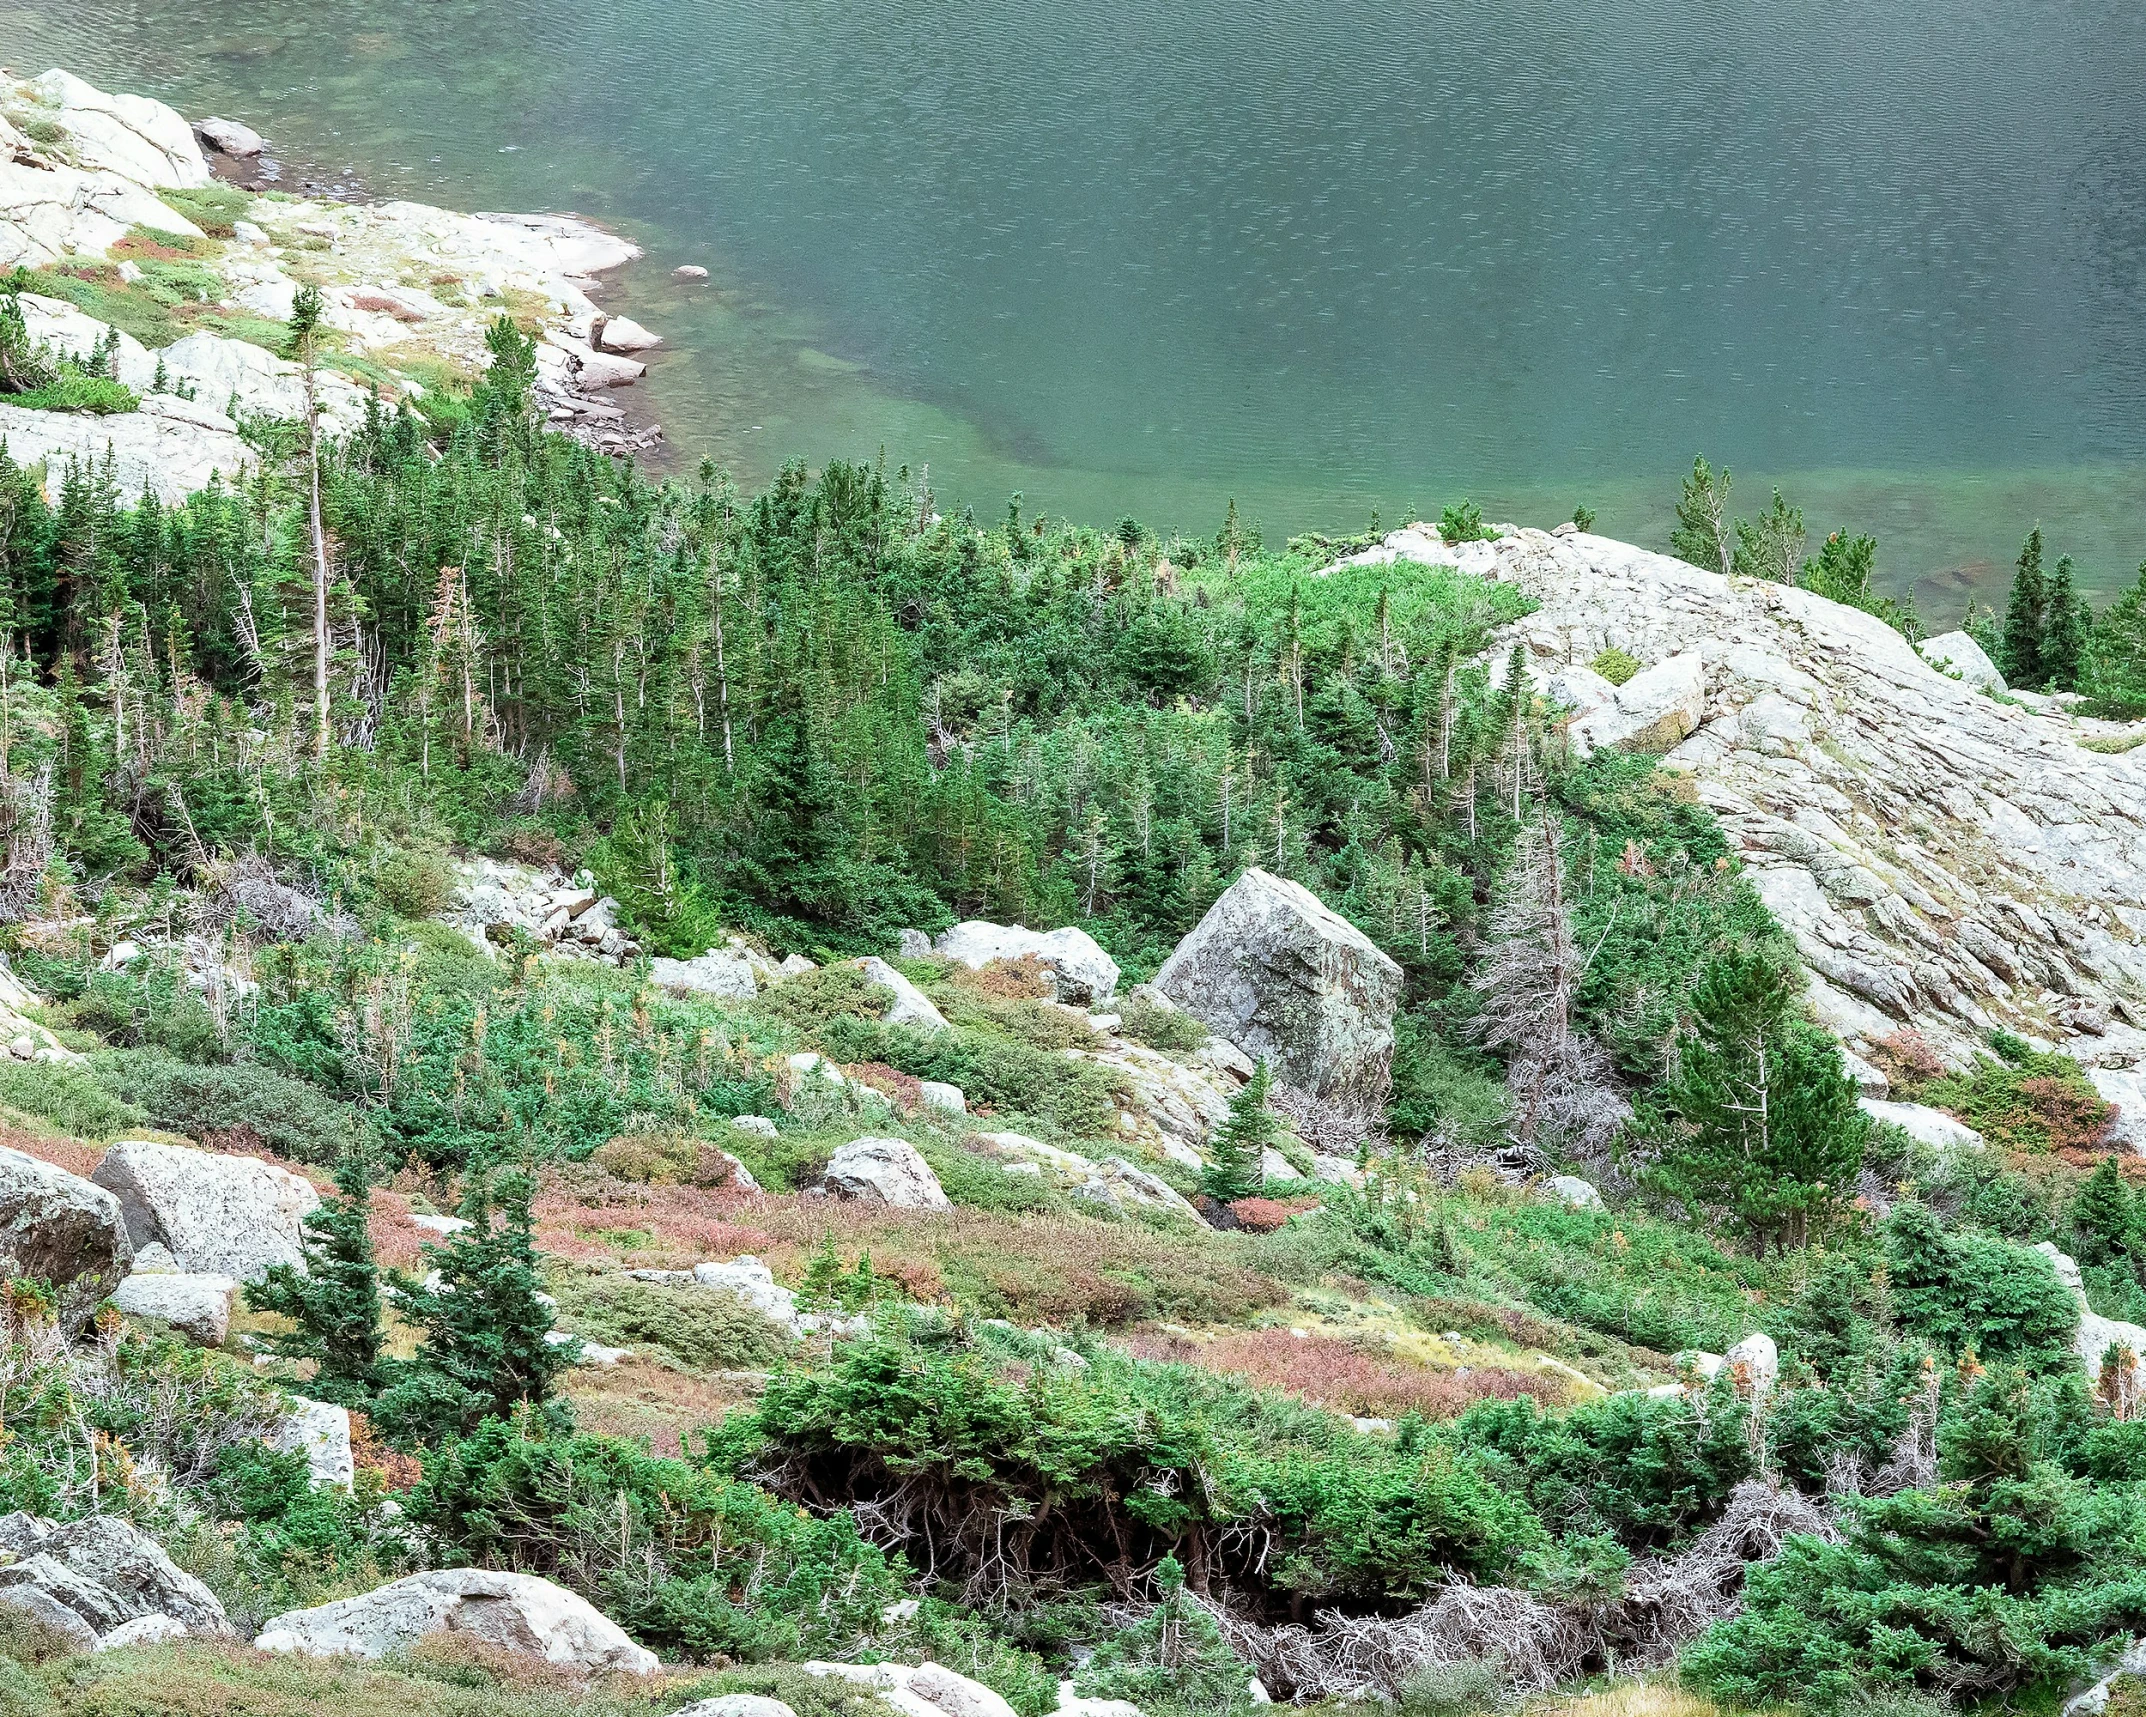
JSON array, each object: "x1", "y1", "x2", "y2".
[
  {"x1": 90, "y1": 1141, "x2": 316, "y2": 1284},
  {"x1": 649, "y1": 949, "x2": 759, "y2": 998},
  {"x1": 1154, "y1": 868, "x2": 1402, "y2": 1113},
  {"x1": 1920, "y1": 630, "x2": 2006, "y2": 693},
  {"x1": 0, "y1": 1146, "x2": 132, "y2": 1335},
  {"x1": 934, "y1": 923, "x2": 1120, "y2": 1005},
  {"x1": 819, "y1": 1138, "x2": 950, "y2": 1209},
  {"x1": 255, "y1": 1568, "x2": 658, "y2": 1674},
  {"x1": 1327, "y1": 525, "x2": 2146, "y2": 1067}
]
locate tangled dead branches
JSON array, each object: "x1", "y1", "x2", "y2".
[{"x1": 1196, "y1": 1480, "x2": 1838, "y2": 1702}]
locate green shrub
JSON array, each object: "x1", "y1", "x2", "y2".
[
  {"x1": 0, "y1": 1058, "x2": 144, "y2": 1138},
  {"x1": 94, "y1": 1049, "x2": 357, "y2": 1163},
  {"x1": 1114, "y1": 993, "x2": 1208, "y2": 1054},
  {"x1": 819, "y1": 1016, "x2": 1122, "y2": 1137},
  {"x1": 414, "y1": 1413, "x2": 905, "y2": 1661},
  {"x1": 1919, "y1": 1047, "x2": 2115, "y2": 1153},
  {"x1": 1885, "y1": 1202, "x2": 2078, "y2": 1368},
  {"x1": 547, "y1": 1270, "x2": 793, "y2": 1371},
  {"x1": 6, "y1": 373, "x2": 137, "y2": 414},
  {"x1": 373, "y1": 847, "x2": 456, "y2": 919},
  {"x1": 1589, "y1": 646, "x2": 1641, "y2": 687},
  {"x1": 754, "y1": 963, "x2": 888, "y2": 1036}
]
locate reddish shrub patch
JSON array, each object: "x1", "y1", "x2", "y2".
[
  {"x1": 1229, "y1": 1196, "x2": 1319, "y2": 1233},
  {"x1": 1127, "y1": 1326, "x2": 1566, "y2": 1420}
]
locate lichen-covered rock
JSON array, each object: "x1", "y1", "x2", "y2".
[
  {"x1": 96, "y1": 1611, "x2": 188, "y2": 1650},
  {"x1": 90, "y1": 1140, "x2": 317, "y2": 1284},
  {"x1": 0, "y1": 1146, "x2": 132, "y2": 1334},
  {"x1": 1072, "y1": 1157, "x2": 1200, "y2": 1221},
  {"x1": 1546, "y1": 1174, "x2": 1604, "y2": 1210},
  {"x1": 805, "y1": 1661, "x2": 1019, "y2": 1717},
  {"x1": 2093, "y1": 1067, "x2": 2146, "y2": 1152},
  {"x1": 820, "y1": 1138, "x2": 949, "y2": 1209},
  {"x1": 648, "y1": 949, "x2": 758, "y2": 998},
  {"x1": 0, "y1": 1514, "x2": 232, "y2": 1638},
  {"x1": 1153, "y1": 868, "x2": 1401, "y2": 1112},
  {"x1": 668, "y1": 1699, "x2": 799, "y2": 1717},
  {"x1": 689, "y1": 1256, "x2": 805, "y2": 1335},
  {"x1": 275, "y1": 1397, "x2": 354, "y2": 1490},
  {"x1": 109, "y1": 1270, "x2": 236, "y2": 1346},
  {"x1": 852, "y1": 958, "x2": 949, "y2": 1030},
  {"x1": 1568, "y1": 650, "x2": 1707, "y2": 757},
  {"x1": 934, "y1": 922, "x2": 1120, "y2": 1004},
  {"x1": 255, "y1": 1568, "x2": 658, "y2": 1673},
  {"x1": 917, "y1": 1081, "x2": 966, "y2": 1114}
]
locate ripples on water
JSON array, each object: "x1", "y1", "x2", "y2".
[{"x1": 9, "y1": 0, "x2": 2146, "y2": 609}]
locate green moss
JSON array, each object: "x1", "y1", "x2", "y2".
[{"x1": 1591, "y1": 646, "x2": 1641, "y2": 686}]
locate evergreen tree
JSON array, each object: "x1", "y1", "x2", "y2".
[
  {"x1": 1203, "y1": 1059, "x2": 1275, "y2": 1203},
  {"x1": 379, "y1": 1164, "x2": 573, "y2": 1437},
  {"x1": 1649, "y1": 949, "x2": 1867, "y2": 1252},
  {"x1": 2042, "y1": 553, "x2": 2092, "y2": 692},
  {"x1": 1733, "y1": 488, "x2": 1806, "y2": 584},
  {"x1": 1670, "y1": 456, "x2": 1733, "y2": 575},
  {"x1": 2073, "y1": 1153, "x2": 2136, "y2": 1267},
  {"x1": 245, "y1": 1141, "x2": 387, "y2": 1406},
  {"x1": 2080, "y1": 562, "x2": 2146, "y2": 713},
  {"x1": 1999, "y1": 528, "x2": 2049, "y2": 690}
]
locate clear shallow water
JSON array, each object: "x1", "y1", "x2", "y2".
[{"x1": 7, "y1": 0, "x2": 2146, "y2": 615}]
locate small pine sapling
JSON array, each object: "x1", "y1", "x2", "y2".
[
  {"x1": 245, "y1": 1140, "x2": 387, "y2": 1406},
  {"x1": 1204, "y1": 1059, "x2": 1276, "y2": 1204}
]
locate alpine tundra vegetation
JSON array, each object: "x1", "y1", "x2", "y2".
[{"x1": 4, "y1": 62, "x2": 2146, "y2": 1717}]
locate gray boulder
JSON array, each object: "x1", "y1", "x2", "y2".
[
  {"x1": 0, "y1": 1513, "x2": 231, "y2": 1638},
  {"x1": 1858, "y1": 1099, "x2": 1983, "y2": 1152},
  {"x1": 109, "y1": 1270, "x2": 236, "y2": 1346},
  {"x1": 897, "y1": 929, "x2": 934, "y2": 958},
  {"x1": 934, "y1": 922, "x2": 1120, "y2": 1004},
  {"x1": 96, "y1": 1612, "x2": 188, "y2": 1650},
  {"x1": 648, "y1": 949, "x2": 758, "y2": 998},
  {"x1": 820, "y1": 1138, "x2": 950, "y2": 1209},
  {"x1": 0, "y1": 1146, "x2": 132, "y2": 1334},
  {"x1": 1920, "y1": 630, "x2": 2006, "y2": 692},
  {"x1": 668, "y1": 1700, "x2": 798, "y2": 1717},
  {"x1": 852, "y1": 958, "x2": 949, "y2": 1031},
  {"x1": 1153, "y1": 868, "x2": 1402, "y2": 1112},
  {"x1": 1546, "y1": 1174, "x2": 1604, "y2": 1210},
  {"x1": 91, "y1": 1140, "x2": 317, "y2": 1283},
  {"x1": 0, "y1": 1583, "x2": 98, "y2": 1652},
  {"x1": 275, "y1": 1397, "x2": 354, "y2": 1490},
  {"x1": 196, "y1": 116, "x2": 263, "y2": 157},
  {"x1": 254, "y1": 1568, "x2": 658, "y2": 1673},
  {"x1": 1568, "y1": 649, "x2": 1708, "y2": 758}
]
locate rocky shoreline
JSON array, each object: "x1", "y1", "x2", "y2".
[{"x1": 0, "y1": 66, "x2": 680, "y2": 492}]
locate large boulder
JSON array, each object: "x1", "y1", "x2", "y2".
[
  {"x1": 1568, "y1": 650, "x2": 1708, "y2": 758},
  {"x1": 0, "y1": 1147, "x2": 132, "y2": 1335},
  {"x1": 1919, "y1": 630, "x2": 2006, "y2": 693},
  {"x1": 852, "y1": 958, "x2": 950, "y2": 1031},
  {"x1": 2038, "y1": 1243, "x2": 2146, "y2": 1396},
  {"x1": 254, "y1": 1568, "x2": 658, "y2": 1674},
  {"x1": 1153, "y1": 868, "x2": 1401, "y2": 1112},
  {"x1": 275, "y1": 1397, "x2": 354, "y2": 1490},
  {"x1": 1858, "y1": 1099, "x2": 1984, "y2": 1152},
  {"x1": 109, "y1": 1270, "x2": 236, "y2": 1347},
  {"x1": 0, "y1": 1513, "x2": 232, "y2": 1639},
  {"x1": 806, "y1": 1662, "x2": 1019, "y2": 1717},
  {"x1": 28, "y1": 69, "x2": 211, "y2": 189},
  {"x1": 648, "y1": 949, "x2": 758, "y2": 998},
  {"x1": 820, "y1": 1138, "x2": 950, "y2": 1209},
  {"x1": 934, "y1": 923, "x2": 1120, "y2": 1005},
  {"x1": 90, "y1": 1140, "x2": 317, "y2": 1284}
]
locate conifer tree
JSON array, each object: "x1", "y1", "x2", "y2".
[
  {"x1": 1203, "y1": 1058, "x2": 1275, "y2": 1203},
  {"x1": 2000, "y1": 529, "x2": 2049, "y2": 690},
  {"x1": 2073, "y1": 1153, "x2": 2136, "y2": 1267},
  {"x1": 245, "y1": 1141, "x2": 387, "y2": 1406},
  {"x1": 2042, "y1": 553, "x2": 2092, "y2": 692},
  {"x1": 382, "y1": 1163, "x2": 573, "y2": 1436},
  {"x1": 1670, "y1": 456, "x2": 1734, "y2": 576},
  {"x1": 1649, "y1": 949, "x2": 1867, "y2": 1252}
]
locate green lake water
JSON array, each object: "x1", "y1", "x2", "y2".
[{"x1": 6, "y1": 0, "x2": 2145, "y2": 617}]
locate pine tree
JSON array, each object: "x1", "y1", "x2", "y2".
[
  {"x1": 2073, "y1": 1153, "x2": 2136, "y2": 1267},
  {"x1": 2042, "y1": 553, "x2": 2092, "y2": 692},
  {"x1": 1733, "y1": 488, "x2": 1806, "y2": 584},
  {"x1": 382, "y1": 1164, "x2": 572, "y2": 1435},
  {"x1": 1649, "y1": 949, "x2": 1868, "y2": 1252},
  {"x1": 1670, "y1": 456, "x2": 1734, "y2": 576},
  {"x1": 245, "y1": 1142, "x2": 387, "y2": 1406},
  {"x1": 2000, "y1": 529, "x2": 2049, "y2": 690},
  {"x1": 1203, "y1": 1059, "x2": 1275, "y2": 1203},
  {"x1": 2080, "y1": 562, "x2": 2146, "y2": 712}
]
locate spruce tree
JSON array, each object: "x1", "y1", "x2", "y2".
[
  {"x1": 1203, "y1": 1059, "x2": 1275, "y2": 1203},
  {"x1": 2000, "y1": 528, "x2": 2049, "y2": 689},
  {"x1": 245, "y1": 1141, "x2": 387, "y2": 1407},
  {"x1": 2073, "y1": 1153, "x2": 2136, "y2": 1267},
  {"x1": 2042, "y1": 553, "x2": 2092, "y2": 692},
  {"x1": 1649, "y1": 949, "x2": 1868, "y2": 1252},
  {"x1": 382, "y1": 1163, "x2": 573, "y2": 1435}
]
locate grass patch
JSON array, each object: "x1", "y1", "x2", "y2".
[{"x1": 160, "y1": 184, "x2": 254, "y2": 238}]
